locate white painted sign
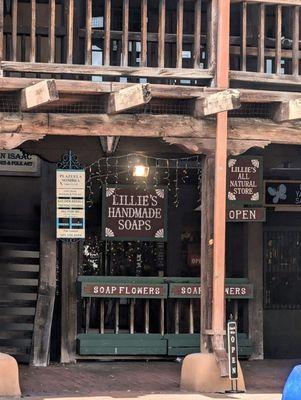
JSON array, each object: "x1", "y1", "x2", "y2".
[
  {"x1": 56, "y1": 169, "x2": 85, "y2": 239},
  {"x1": 0, "y1": 150, "x2": 40, "y2": 175}
]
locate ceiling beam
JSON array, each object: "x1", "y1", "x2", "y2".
[
  {"x1": 193, "y1": 89, "x2": 241, "y2": 118},
  {"x1": 273, "y1": 99, "x2": 301, "y2": 122},
  {"x1": 20, "y1": 80, "x2": 59, "y2": 111},
  {"x1": 106, "y1": 84, "x2": 151, "y2": 114}
]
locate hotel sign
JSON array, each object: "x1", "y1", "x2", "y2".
[
  {"x1": 81, "y1": 283, "x2": 167, "y2": 299},
  {"x1": 102, "y1": 185, "x2": 167, "y2": 241},
  {"x1": 227, "y1": 156, "x2": 263, "y2": 205},
  {"x1": 226, "y1": 208, "x2": 266, "y2": 222},
  {"x1": 56, "y1": 169, "x2": 85, "y2": 239}
]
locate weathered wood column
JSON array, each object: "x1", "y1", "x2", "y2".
[
  {"x1": 60, "y1": 242, "x2": 78, "y2": 363},
  {"x1": 31, "y1": 161, "x2": 57, "y2": 366},
  {"x1": 247, "y1": 223, "x2": 264, "y2": 359},
  {"x1": 200, "y1": 155, "x2": 214, "y2": 353}
]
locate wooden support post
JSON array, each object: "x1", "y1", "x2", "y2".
[
  {"x1": 66, "y1": 0, "x2": 74, "y2": 64},
  {"x1": 292, "y1": 6, "x2": 299, "y2": 76},
  {"x1": 61, "y1": 242, "x2": 78, "y2": 364},
  {"x1": 100, "y1": 299, "x2": 105, "y2": 334},
  {"x1": 240, "y1": 2, "x2": 247, "y2": 71},
  {"x1": 49, "y1": 0, "x2": 55, "y2": 63},
  {"x1": 160, "y1": 298, "x2": 165, "y2": 335},
  {"x1": 130, "y1": 299, "x2": 135, "y2": 334},
  {"x1": 200, "y1": 155, "x2": 214, "y2": 353},
  {"x1": 104, "y1": 0, "x2": 111, "y2": 66},
  {"x1": 193, "y1": 0, "x2": 201, "y2": 69},
  {"x1": 31, "y1": 162, "x2": 56, "y2": 367},
  {"x1": 193, "y1": 90, "x2": 240, "y2": 118},
  {"x1": 257, "y1": 3, "x2": 265, "y2": 73},
  {"x1": 115, "y1": 299, "x2": 119, "y2": 334},
  {"x1": 158, "y1": 0, "x2": 166, "y2": 68},
  {"x1": 30, "y1": 0, "x2": 36, "y2": 63},
  {"x1": 11, "y1": 0, "x2": 17, "y2": 61},
  {"x1": 140, "y1": 0, "x2": 147, "y2": 67},
  {"x1": 189, "y1": 299, "x2": 194, "y2": 334},
  {"x1": 85, "y1": 0, "x2": 92, "y2": 65},
  {"x1": 176, "y1": 0, "x2": 183, "y2": 69},
  {"x1": 275, "y1": 5, "x2": 282, "y2": 76},
  {"x1": 273, "y1": 99, "x2": 301, "y2": 122},
  {"x1": 175, "y1": 299, "x2": 180, "y2": 334},
  {"x1": 145, "y1": 300, "x2": 150, "y2": 334},
  {"x1": 122, "y1": 0, "x2": 129, "y2": 67},
  {"x1": 106, "y1": 84, "x2": 151, "y2": 114},
  {"x1": 20, "y1": 80, "x2": 59, "y2": 111},
  {"x1": 0, "y1": 0, "x2": 3, "y2": 62}
]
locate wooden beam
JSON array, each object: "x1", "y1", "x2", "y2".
[
  {"x1": 30, "y1": 0, "x2": 36, "y2": 63},
  {"x1": 20, "y1": 80, "x2": 59, "y2": 111},
  {"x1": 140, "y1": 0, "x2": 147, "y2": 67},
  {"x1": 273, "y1": 99, "x2": 301, "y2": 122},
  {"x1": 104, "y1": 0, "x2": 111, "y2": 66},
  {"x1": 31, "y1": 161, "x2": 56, "y2": 366},
  {"x1": 106, "y1": 83, "x2": 151, "y2": 114},
  {"x1": 231, "y1": 0, "x2": 300, "y2": 5},
  {"x1": 66, "y1": 0, "x2": 74, "y2": 64},
  {"x1": 0, "y1": 132, "x2": 45, "y2": 149},
  {"x1": 193, "y1": 89, "x2": 240, "y2": 117},
  {"x1": 49, "y1": 0, "x2": 55, "y2": 63}
]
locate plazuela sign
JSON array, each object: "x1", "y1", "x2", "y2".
[{"x1": 102, "y1": 185, "x2": 167, "y2": 241}]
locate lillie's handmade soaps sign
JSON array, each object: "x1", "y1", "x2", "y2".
[
  {"x1": 227, "y1": 156, "x2": 263, "y2": 205},
  {"x1": 102, "y1": 185, "x2": 167, "y2": 241}
]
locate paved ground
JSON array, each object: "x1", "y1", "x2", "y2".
[{"x1": 11, "y1": 359, "x2": 301, "y2": 399}]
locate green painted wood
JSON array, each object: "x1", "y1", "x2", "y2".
[
  {"x1": 164, "y1": 334, "x2": 199, "y2": 347},
  {"x1": 78, "y1": 333, "x2": 164, "y2": 340},
  {"x1": 78, "y1": 346, "x2": 167, "y2": 355},
  {"x1": 168, "y1": 347, "x2": 198, "y2": 356}
]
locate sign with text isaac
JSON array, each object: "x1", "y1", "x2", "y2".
[
  {"x1": 56, "y1": 169, "x2": 85, "y2": 239},
  {"x1": 227, "y1": 156, "x2": 263, "y2": 206},
  {"x1": 0, "y1": 150, "x2": 40, "y2": 176},
  {"x1": 102, "y1": 185, "x2": 167, "y2": 241}
]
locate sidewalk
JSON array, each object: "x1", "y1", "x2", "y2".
[{"x1": 12, "y1": 359, "x2": 297, "y2": 399}]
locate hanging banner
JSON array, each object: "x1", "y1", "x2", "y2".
[
  {"x1": 102, "y1": 185, "x2": 167, "y2": 241},
  {"x1": 265, "y1": 180, "x2": 301, "y2": 206},
  {"x1": 56, "y1": 169, "x2": 85, "y2": 239},
  {"x1": 0, "y1": 150, "x2": 40, "y2": 176},
  {"x1": 227, "y1": 156, "x2": 263, "y2": 206}
]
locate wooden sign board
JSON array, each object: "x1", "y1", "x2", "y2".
[
  {"x1": 226, "y1": 208, "x2": 266, "y2": 222},
  {"x1": 102, "y1": 185, "x2": 167, "y2": 241},
  {"x1": 56, "y1": 169, "x2": 85, "y2": 239},
  {"x1": 265, "y1": 180, "x2": 301, "y2": 207},
  {"x1": 169, "y1": 283, "x2": 253, "y2": 299},
  {"x1": 81, "y1": 282, "x2": 168, "y2": 299},
  {"x1": 227, "y1": 321, "x2": 238, "y2": 380},
  {"x1": 227, "y1": 156, "x2": 263, "y2": 206},
  {"x1": 0, "y1": 150, "x2": 40, "y2": 176}
]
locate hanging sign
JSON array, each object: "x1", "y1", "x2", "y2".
[
  {"x1": 0, "y1": 150, "x2": 40, "y2": 176},
  {"x1": 226, "y1": 208, "x2": 266, "y2": 222},
  {"x1": 102, "y1": 185, "x2": 167, "y2": 241},
  {"x1": 56, "y1": 169, "x2": 85, "y2": 239},
  {"x1": 227, "y1": 321, "x2": 239, "y2": 380},
  {"x1": 227, "y1": 156, "x2": 263, "y2": 205},
  {"x1": 265, "y1": 180, "x2": 301, "y2": 206},
  {"x1": 169, "y1": 283, "x2": 253, "y2": 299},
  {"x1": 81, "y1": 282, "x2": 167, "y2": 299}
]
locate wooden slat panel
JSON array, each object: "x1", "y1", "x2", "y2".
[
  {"x1": 292, "y1": 5, "x2": 299, "y2": 76},
  {"x1": 158, "y1": 0, "x2": 166, "y2": 68},
  {"x1": 85, "y1": 0, "x2": 92, "y2": 65},
  {"x1": 140, "y1": 0, "x2": 147, "y2": 67},
  {"x1": 122, "y1": 0, "x2": 129, "y2": 67},
  {"x1": 0, "y1": 250, "x2": 39, "y2": 258},
  {"x1": 176, "y1": 0, "x2": 183, "y2": 69},
  {"x1": 240, "y1": 2, "x2": 247, "y2": 71},
  {"x1": 104, "y1": 0, "x2": 111, "y2": 66},
  {"x1": 0, "y1": 0, "x2": 3, "y2": 61},
  {"x1": 130, "y1": 299, "x2": 135, "y2": 334},
  {"x1": 257, "y1": 3, "x2": 265, "y2": 73},
  {"x1": 193, "y1": 0, "x2": 201, "y2": 68},
  {"x1": 30, "y1": 0, "x2": 36, "y2": 62},
  {"x1": 66, "y1": 0, "x2": 74, "y2": 64},
  {"x1": 49, "y1": 0, "x2": 55, "y2": 63},
  {"x1": 11, "y1": 0, "x2": 18, "y2": 61},
  {"x1": 275, "y1": 5, "x2": 282, "y2": 75}
]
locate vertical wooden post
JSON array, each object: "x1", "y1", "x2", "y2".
[
  {"x1": 275, "y1": 5, "x2": 282, "y2": 76},
  {"x1": 49, "y1": 0, "x2": 55, "y2": 63},
  {"x1": 193, "y1": 0, "x2": 201, "y2": 69},
  {"x1": 158, "y1": 0, "x2": 166, "y2": 68},
  {"x1": 240, "y1": 2, "x2": 247, "y2": 71},
  {"x1": 61, "y1": 242, "x2": 78, "y2": 364},
  {"x1": 176, "y1": 0, "x2": 183, "y2": 69},
  {"x1": 66, "y1": 0, "x2": 74, "y2": 64},
  {"x1": 31, "y1": 162, "x2": 57, "y2": 367},
  {"x1": 140, "y1": 0, "x2": 147, "y2": 67},
  {"x1": 122, "y1": 0, "x2": 129, "y2": 67},
  {"x1": 104, "y1": 0, "x2": 111, "y2": 66},
  {"x1": 292, "y1": 6, "x2": 299, "y2": 76},
  {"x1": 200, "y1": 155, "x2": 214, "y2": 353},
  {"x1": 85, "y1": 0, "x2": 92, "y2": 65},
  {"x1": 248, "y1": 223, "x2": 264, "y2": 359},
  {"x1": 0, "y1": 0, "x2": 3, "y2": 62},
  {"x1": 11, "y1": 0, "x2": 17, "y2": 61},
  {"x1": 257, "y1": 3, "x2": 265, "y2": 73},
  {"x1": 30, "y1": 0, "x2": 36, "y2": 62}
]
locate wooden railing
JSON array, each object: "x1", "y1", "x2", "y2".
[
  {"x1": 0, "y1": 0, "x2": 215, "y2": 82},
  {"x1": 230, "y1": 0, "x2": 301, "y2": 85}
]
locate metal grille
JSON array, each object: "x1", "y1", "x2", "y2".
[{"x1": 264, "y1": 230, "x2": 301, "y2": 310}]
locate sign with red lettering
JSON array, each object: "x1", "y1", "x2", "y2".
[
  {"x1": 226, "y1": 208, "x2": 266, "y2": 222},
  {"x1": 227, "y1": 156, "x2": 263, "y2": 206},
  {"x1": 102, "y1": 185, "x2": 167, "y2": 241},
  {"x1": 169, "y1": 283, "x2": 253, "y2": 299},
  {"x1": 81, "y1": 283, "x2": 167, "y2": 298}
]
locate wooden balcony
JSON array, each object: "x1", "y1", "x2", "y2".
[
  {"x1": 230, "y1": 0, "x2": 301, "y2": 88},
  {"x1": 0, "y1": 0, "x2": 215, "y2": 83}
]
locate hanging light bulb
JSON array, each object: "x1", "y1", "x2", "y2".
[{"x1": 133, "y1": 164, "x2": 150, "y2": 177}]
